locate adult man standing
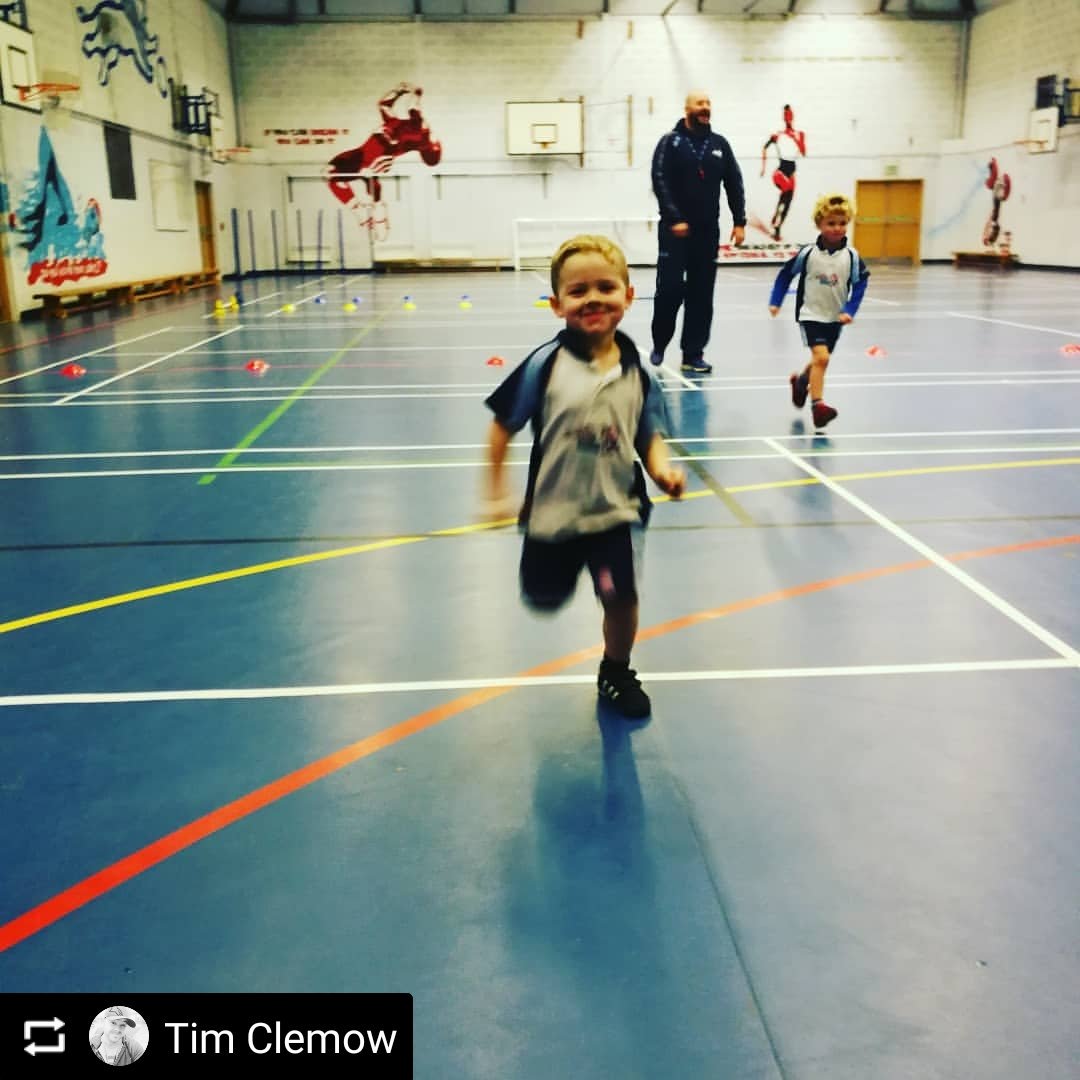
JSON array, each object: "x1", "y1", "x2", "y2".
[{"x1": 650, "y1": 90, "x2": 746, "y2": 374}]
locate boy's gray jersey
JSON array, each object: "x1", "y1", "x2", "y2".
[
  {"x1": 484, "y1": 330, "x2": 670, "y2": 543},
  {"x1": 528, "y1": 349, "x2": 651, "y2": 541},
  {"x1": 798, "y1": 244, "x2": 861, "y2": 322}
]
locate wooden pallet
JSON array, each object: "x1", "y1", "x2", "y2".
[
  {"x1": 33, "y1": 269, "x2": 221, "y2": 319},
  {"x1": 952, "y1": 251, "x2": 1019, "y2": 269}
]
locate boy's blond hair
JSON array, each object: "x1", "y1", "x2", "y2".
[
  {"x1": 550, "y1": 234, "x2": 630, "y2": 295},
  {"x1": 813, "y1": 193, "x2": 854, "y2": 224}
]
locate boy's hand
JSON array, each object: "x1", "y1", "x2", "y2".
[
  {"x1": 479, "y1": 494, "x2": 518, "y2": 523},
  {"x1": 838, "y1": 313, "x2": 853, "y2": 324},
  {"x1": 768, "y1": 305, "x2": 780, "y2": 317},
  {"x1": 655, "y1": 467, "x2": 685, "y2": 499},
  {"x1": 479, "y1": 476, "x2": 518, "y2": 523}
]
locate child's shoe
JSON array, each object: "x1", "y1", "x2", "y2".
[
  {"x1": 812, "y1": 401, "x2": 838, "y2": 429},
  {"x1": 681, "y1": 354, "x2": 713, "y2": 375},
  {"x1": 649, "y1": 349, "x2": 664, "y2": 367},
  {"x1": 789, "y1": 371, "x2": 809, "y2": 409},
  {"x1": 598, "y1": 659, "x2": 652, "y2": 719}
]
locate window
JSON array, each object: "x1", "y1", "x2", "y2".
[{"x1": 104, "y1": 123, "x2": 136, "y2": 200}]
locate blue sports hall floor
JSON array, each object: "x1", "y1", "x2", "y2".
[{"x1": 1, "y1": 262, "x2": 1078, "y2": 1079}]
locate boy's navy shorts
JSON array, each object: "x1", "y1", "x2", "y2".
[
  {"x1": 520, "y1": 523, "x2": 641, "y2": 612},
  {"x1": 799, "y1": 321, "x2": 843, "y2": 351}
]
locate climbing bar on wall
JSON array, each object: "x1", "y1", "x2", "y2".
[
  {"x1": 230, "y1": 207, "x2": 242, "y2": 279},
  {"x1": 247, "y1": 209, "x2": 256, "y2": 277}
]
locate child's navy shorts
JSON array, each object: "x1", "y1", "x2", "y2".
[
  {"x1": 520, "y1": 523, "x2": 641, "y2": 612},
  {"x1": 799, "y1": 321, "x2": 843, "y2": 351}
]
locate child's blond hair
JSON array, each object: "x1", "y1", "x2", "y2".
[
  {"x1": 813, "y1": 193, "x2": 854, "y2": 224},
  {"x1": 550, "y1": 234, "x2": 630, "y2": 295}
]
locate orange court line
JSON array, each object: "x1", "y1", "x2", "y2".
[{"x1": 0, "y1": 532, "x2": 1076, "y2": 954}]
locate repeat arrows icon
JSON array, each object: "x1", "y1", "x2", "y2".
[{"x1": 24, "y1": 1018, "x2": 65, "y2": 1055}]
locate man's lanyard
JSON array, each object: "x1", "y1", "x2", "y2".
[{"x1": 688, "y1": 131, "x2": 710, "y2": 180}]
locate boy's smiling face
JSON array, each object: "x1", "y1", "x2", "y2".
[
  {"x1": 549, "y1": 251, "x2": 634, "y2": 341},
  {"x1": 818, "y1": 212, "x2": 849, "y2": 249}
]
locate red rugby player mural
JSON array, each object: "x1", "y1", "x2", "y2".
[
  {"x1": 982, "y1": 157, "x2": 1011, "y2": 247},
  {"x1": 326, "y1": 82, "x2": 442, "y2": 235}
]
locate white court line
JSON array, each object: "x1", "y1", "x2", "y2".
[
  {"x1": 9, "y1": 367, "x2": 1079, "y2": 396},
  {"x1": 6, "y1": 393, "x2": 498, "y2": 408},
  {"x1": 0, "y1": 658, "x2": 1071, "y2": 708},
  {"x1": 947, "y1": 312, "x2": 1080, "y2": 336},
  {"x1": 7, "y1": 376, "x2": 1078, "y2": 411},
  {"x1": 0, "y1": 463, "x2": 514, "y2": 479},
  {"x1": 656, "y1": 364, "x2": 699, "y2": 391},
  {"x1": 862, "y1": 297, "x2": 902, "y2": 305},
  {"x1": 90, "y1": 344, "x2": 541, "y2": 356},
  {"x1": 765, "y1": 437, "x2": 1080, "y2": 664},
  {"x1": 266, "y1": 289, "x2": 327, "y2": 317},
  {"x1": 3, "y1": 443, "x2": 1080, "y2": 465},
  {"x1": 201, "y1": 290, "x2": 282, "y2": 318},
  {"x1": 5, "y1": 447, "x2": 1079, "y2": 480},
  {"x1": 0, "y1": 327, "x2": 176, "y2": 386},
  {"x1": 53, "y1": 327, "x2": 245, "y2": 405}
]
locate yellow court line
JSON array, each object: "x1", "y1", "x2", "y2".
[{"x1": 2, "y1": 456, "x2": 1077, "y2": 635}]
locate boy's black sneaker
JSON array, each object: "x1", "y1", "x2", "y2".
[
  {"x1": 812, "y1": 401, "x2": 838, "y2": 429},
  {"x1": 598, "y1": 660, "x2": 652, "y2": 719},
  {"x1": 681, "y1": 354, "x2": 713, "y2": 375},
  {"x1": 789, "y1": 370, "x2": 809, "y2": 408},
  {"x1": 649, "y1": 348, "x2": 664, "y2": 367}
]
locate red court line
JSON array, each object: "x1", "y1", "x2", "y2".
[
  {"x1": 0, "y1": 293, "x2": 217, "y2": 359},
  {"x1": 1, "y1": 533, "x2": 1076, "y2": 954}
]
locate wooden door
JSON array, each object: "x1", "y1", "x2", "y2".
[
  {"x1": 854, "y1": 181, "x2": 887, "y2": 259},
  {"x1": 885, "y1": 180, "x2": 922, "y2": 262},
  {"x1": 194, "y1": 181, "x2": 217, "y2": 272},
  {"x1": 855, "y1": 179, "x2": 923, "y2": 264}
]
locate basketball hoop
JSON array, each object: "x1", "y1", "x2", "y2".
[
  {"x1": 1013, "y1": 137, "x2": 1049, "y2": 155},
  {"x1": 16, "y1": 82, "x2": 80, "y2": 107}
]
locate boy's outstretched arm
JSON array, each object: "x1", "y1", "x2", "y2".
[
  {"x1": 644, "y1": 433, "x2": 685, "y2": 499},
  {"x1": 768, "y1": 251, "x2": 799, "y2": 313}
]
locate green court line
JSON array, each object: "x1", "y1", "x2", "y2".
[
  {"x1": 197, "y1": 310, "x2": 392, "y2": 485},
  {"x1": 668, "y1": 438, "x2": 755, "y2": 525}
]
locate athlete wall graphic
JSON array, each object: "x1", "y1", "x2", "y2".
[
  {"x1": 982, "y1": 157, "x2": 1011, "y2": 247},
  {"x1": 13, "y1": 127, "x2": 107, "y2": 286},
  {"x1": 759, "y1": 104, "x2": 807, "y2": 242},
  {"x1": 325, "y1": 83, "x2": 442, "y2": 238}
]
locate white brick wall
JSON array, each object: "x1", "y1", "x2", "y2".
[
  {"x1": 4, "y1": 1, "x2": 1077, "y2": 301},
  {"x1": 930, "y1": 0, "x2": 1080, "y2": 264},
  {"x1": 232, "y1": 15, "x2": 969, "y2": 264}
]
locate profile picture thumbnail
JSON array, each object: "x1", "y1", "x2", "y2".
[{"x1": 89, "y1": 1005, "x2": 147, "y2": 1065}]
